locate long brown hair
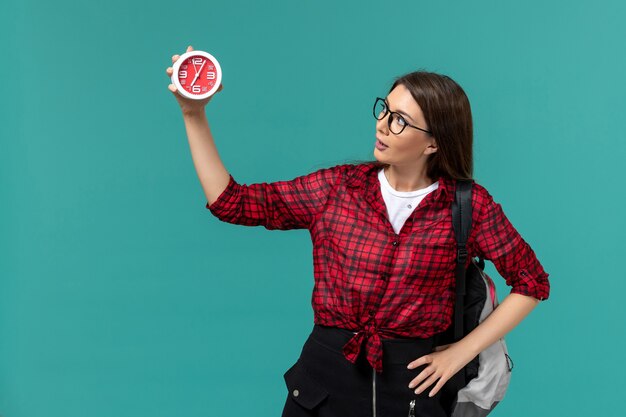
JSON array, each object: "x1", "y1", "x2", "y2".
[{"x1": 349, "y1": 71, "x2": 474, "y2": 181}]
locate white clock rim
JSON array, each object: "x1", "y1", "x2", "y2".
[{"x1": 170, "y1": 50, "x2": 222, "y2": 100}]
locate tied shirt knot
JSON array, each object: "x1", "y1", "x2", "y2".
[{"x1": 342, "y1": 321, "x2": 384, "y2": 373}]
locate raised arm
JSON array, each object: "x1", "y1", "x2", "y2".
[
  {"x1": 166, "y1": 45, "x2": 347, "y2": 230},
  {"x1": 205, "y1": 165, "x2": 346, "y2": 230},
  {"x1": 166, "y1": 45, "x2": 229, "y2": 206}
]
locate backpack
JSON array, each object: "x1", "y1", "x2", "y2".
[{"x1": 434, "y1": 179, "x2": 514, "y2": 417}]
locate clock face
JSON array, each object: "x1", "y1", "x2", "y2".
[{"x1": 171, "y1": 50, "x2": 222, "y2": 100}]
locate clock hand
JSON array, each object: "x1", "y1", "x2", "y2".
[
  {"x1": 192, "y1": 60, "x2": 199, "y2": 76},
  {"x1": 190, "y1": 60, "x2": 207, "y2": 87}
]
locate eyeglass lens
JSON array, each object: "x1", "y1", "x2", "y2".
[
  {"x1": 374, "y1": 99, "x2": 407, "y2": 134},
  {"x1": 374, "y1": 99, "x2": 387, "y2": 120}
]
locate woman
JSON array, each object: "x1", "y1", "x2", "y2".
[{"x1": 165, "y1": 46, "x2": 550, "y2": 417}]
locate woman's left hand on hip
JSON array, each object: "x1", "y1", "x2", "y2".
[{"x1": 406, "y1": 342, "x2": 475, "y2": 397}]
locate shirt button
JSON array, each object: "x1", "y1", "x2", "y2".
[
  {"x1": 292, "y1": 389, "x2": 300, "y2": 397},
  {"x1": 392, "y1": 240, "x2": 399, "y2": 246},
  {"x1": 368, "y1": 310, "x2": 375, "y2": 317}
]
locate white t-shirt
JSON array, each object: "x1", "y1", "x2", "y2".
[{"x1": 378, "y1": 168, "x2": 439, "y2": 235}]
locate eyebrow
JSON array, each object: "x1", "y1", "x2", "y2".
[{"x1": 384, "y1": 98, "x2": 416, "y2": 123}]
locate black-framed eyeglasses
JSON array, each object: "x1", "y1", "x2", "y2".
[{"x1": 373, "y1": 97, "x2": 432, "y2": 135}]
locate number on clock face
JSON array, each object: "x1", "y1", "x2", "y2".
[{"x1": 177, "y1": 55, "x2": 220, "y2": 96}]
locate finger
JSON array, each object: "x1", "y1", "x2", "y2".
[
  {"x1": 427, "y1": 376, "x2": 448, "y2": 398},
  {"x1": 166, "y1": 67, "x2": 173, "y2": 75},
  {"x1": 408, "y1": 354, "x2": 432, "y2": 369},
  {"x1": 415, "y1": 372, "x2": 439, "y2": 395},
  {"x1": 433, "y1": 344, "x2": 450, "y2": 352},
  {"x1": 408, "y1": 365, "x2": 433, "y2": 389},
  {"x1": 168, "y1": 83, "x2": 177, "y2": 93},
  {"x1": 187, "y1": 45, "x2": 193, "y2": 51},
  {"x1": 172, "y1": 54, "x2": 180, "y2": 64}
]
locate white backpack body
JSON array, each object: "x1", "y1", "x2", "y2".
[{"x1": 451, "y1": 259, "x2": 513, "y2": 417}]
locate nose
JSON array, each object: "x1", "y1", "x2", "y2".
[{"x1": 376, "y1": 112, "x2": 390, "y2": 135}]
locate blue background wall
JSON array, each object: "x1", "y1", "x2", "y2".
[{"x1": 2, "y1": 0, "x2": 624, "y2": 416}]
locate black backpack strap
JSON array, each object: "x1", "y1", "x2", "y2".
[{"x1": 451, "y1": 179, "x2": 473, "y2": 342}]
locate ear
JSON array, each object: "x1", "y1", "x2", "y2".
[{"x1": 424, "y1": 138, "x2": 438, "y2": 155}]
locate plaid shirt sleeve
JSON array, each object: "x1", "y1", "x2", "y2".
[
  {"x1": 469, "y1": 184, "x2": 550, "y2": 301},
  {"x1": 205, "y1": 165, "x2": 346, "y2": 230}
]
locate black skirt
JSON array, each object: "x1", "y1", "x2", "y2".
[{"x1": 281, "y1": 324, "x2": 449, "y2": 417}]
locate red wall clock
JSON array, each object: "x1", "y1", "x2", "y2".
[{"x1": 171, "y1": 50, "x2": 222, "y2": 100}]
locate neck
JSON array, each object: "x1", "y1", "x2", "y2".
[{"x1": 383, "y1": 163, "x2": 436, "y2": 192}]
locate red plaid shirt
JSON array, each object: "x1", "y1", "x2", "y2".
[{"x1": 206, "y1": 161, "x2": 550, "y2": 373}]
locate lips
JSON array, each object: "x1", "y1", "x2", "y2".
[{"x1": 376, "y1": 137, "x2": 389, "y2": 148}]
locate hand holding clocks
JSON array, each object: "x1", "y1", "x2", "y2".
[{"x1": 166, "y1": 46, "x2": 223, "y2": 112}]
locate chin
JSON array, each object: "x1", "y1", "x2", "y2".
[{"x1": 373, "y1": 150, "x2": 391, "y2": 164}]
